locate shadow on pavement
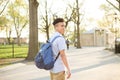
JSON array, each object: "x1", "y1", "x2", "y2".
[{"x1": 71, "y1": 56, "x2": 120, "y2": 74}]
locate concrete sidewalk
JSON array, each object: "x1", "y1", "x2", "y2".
[{"x1": 0, "y1": 47, "x2": 120, "y2": 80}]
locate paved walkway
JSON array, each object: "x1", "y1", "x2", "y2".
[{"x1": 0, "y1": 47, "x2": 120, "y2": 80}]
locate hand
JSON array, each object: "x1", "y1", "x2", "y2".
[{"x1": 66, "y1": 70, "x2": 71, "y2": 79}]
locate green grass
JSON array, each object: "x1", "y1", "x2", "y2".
[{"x1": 0, "y1": 44, "x2": 28, "y2": 59}]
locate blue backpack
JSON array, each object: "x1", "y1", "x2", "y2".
[{"x1": 34, "y1": 36, "x2": 60, "y2": 70}]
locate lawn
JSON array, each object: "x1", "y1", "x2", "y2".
[{"x1": 0, "y1": 44, "x2": 28, "y2": 59}]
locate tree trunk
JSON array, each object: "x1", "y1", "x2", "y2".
[
  {"x1": 7, "y1": 37, "x2": 11, "y2": 44},
  {"x1": 76, "y1": 0, "x2": 81, "y2": 48},
  {"x1": 6, "y1": 29, "x2": 12, "y2": 44},
  {"x1": 106, "y1": 0, "x2": 120, "y2": 12},
  {"x1": 0, "y1": 0, "x2": 9, "y2": 15},
  {"x1": 17, "y1": 35, "x2": 21, "y2": 46},
  {"x1": 46, "y1": 27, "x2": 49, "y2": 41},
  {"x1": 76, "y1": 21, "x2": 81, "y2": 48},
  {"x1": 45, "y1": 1, "x2": 49, "y2": 41},
  {"x1": 74, "y1": 24, "x2": 77, "y2": 47},
  {"x1": 26, "y1": 0, "x2": 39, "y2": 60}
]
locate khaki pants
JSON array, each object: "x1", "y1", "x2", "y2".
[{"x1": 50, "y1": 71, "x2": 65, "y2": 80}]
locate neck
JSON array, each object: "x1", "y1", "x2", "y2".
[
  {"x1": 56, "y1": 31, "x2": 62, "y2": 34},
  {"x1": 56, "y1": 31, "x2": 64, "y2": 36}
]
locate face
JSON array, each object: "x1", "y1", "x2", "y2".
[{"x1": 55, "y1": 22, "x2": 66, "y2": 35}]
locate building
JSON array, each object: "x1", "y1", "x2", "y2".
[
  {"x1": 81, "y1": 28, "x2": 115, "y2": 47},
  {"x1": 0, "y1": 37, "x2": 28, "y2": 44},
  {"x1": 0, "y1": 29, "x2": 29, "y2": 44}
]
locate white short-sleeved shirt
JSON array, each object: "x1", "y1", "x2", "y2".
[{"x1": 50, "y1": 32, "x2": 66, "y2": 73}]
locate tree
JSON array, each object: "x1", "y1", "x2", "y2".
[
  {"x1": 64, "y1": 2, "x2": 76, "y2": 28},
  {"x1": 26, "y1": 0, "x2": 39, "y2": 60},
  {"x1": 106, "y1": 0, "x2": 120, "y2": 37},
  {"x1": 5, "y1": 25, "x2": 12, "y2": 44},
  {"x1": 98, "y1": 4, "x2": 113, "y2": 28},
  {"x1": 106, "y1": 0, "x2": 120, "y2": 12},
  {"x1": 75, "y1": 0, "x2": 81, "y2": 48},
  {"x1": 39, "y1": 0, "x2": 53, "y2": 41},
  {"x1": 0, "y1": 0, "x2": 13, "y2": 44},
  {"x1": 0, "y1": 0, "x2": 9, "y2": 31},
  {"x1": 99, "y1": 3, "x2": 120, "y2": 37},
  {"x1": 8, "y1": 0, "x2": 28, "y2": 46},
  {"x1": 0, "y1": 0, "x2": 9, "y2": 15},
  {"x1": 0, "y1": 15, "x2": 12, "y2": 44},
  {"x1": 72, "y1": 0, "x2": 85, "y2": 48},
  {"x1": 63, "y1": 0, "x2": 84, "y2": 48},
  {"x1": 0, "y1": 16, "x2": 7, "y2": 30}
]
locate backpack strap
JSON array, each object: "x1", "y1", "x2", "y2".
[
  {"x1": 50, "y1": 36, "x2": 61, "y2": 62},
  {"x1": 54, "y1": 52, "x2": 60, "y2": 62},
  {"x1": 51, "y1": 36, "x2": 61, "y2": 43}
]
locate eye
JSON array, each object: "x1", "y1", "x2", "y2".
[{"x1": 61, "y1": 25, "x2": 65, "y2": 27}]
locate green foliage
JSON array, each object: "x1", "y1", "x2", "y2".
[
  {"x1": 100, "y1": 4, "x2": 113, "y2": 12},
  {"x1": 98, "y1": 3, "x2": 119, "y2": 32},
  {"x1": 0, "y1": 16, "x2": 7, "y2": 25},
  {"x1": 0, "y1": 16, "x2": 8, "y2": 27},
  {"x1": 0, "y1": 0, "x2": 7, "y2": 5},
  {"x1": 6, "y1": 0, "x2": 29, "y2": 45},
  {"x1": 8, "y1": 0, "x2": 28, "y2": 24},
  {"x1": 0, "y1": 15, "x2": 10, "y2": 31},
  {"x1": 0, "y1": 44, "x2": 28, "y2": 58}
]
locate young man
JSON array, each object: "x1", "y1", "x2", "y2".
[{"x1": 50, "y1": 18, "x2": 71, "y2": 80}]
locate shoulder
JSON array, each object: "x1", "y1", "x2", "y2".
[
  {"x1": 56, "y1": 36, "x2": 65, "y2": 42},
  {"x1": 50, "y1": 32, "x2": 65, "y2": 43}
]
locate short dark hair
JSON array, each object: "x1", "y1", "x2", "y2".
[{"x1": 52, "y1": 18, "x2": 65, "y2": 25}]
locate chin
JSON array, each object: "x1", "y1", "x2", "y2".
[{"x1": 62, "y1": 33, "x2": 64, "y2": 35}]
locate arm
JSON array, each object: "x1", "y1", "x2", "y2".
[{"x1": 60, "y1": 50, "x2": 71, "y2": 79}]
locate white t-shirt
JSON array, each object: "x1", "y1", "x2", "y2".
[{"x1": 50, "y1": 32, "x2": 66, "y2": 73}]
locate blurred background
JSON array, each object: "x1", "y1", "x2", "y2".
[{"x1": 0, "y1": 0, "x2": 120, "y2": 62}]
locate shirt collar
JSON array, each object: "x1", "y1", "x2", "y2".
[{"x1": 55, "y1": 31, "x2": 63, "y2": 37}]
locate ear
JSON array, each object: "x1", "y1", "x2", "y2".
[{"x1": 54, "y1": 26, "x2": 58, "y2": 30}]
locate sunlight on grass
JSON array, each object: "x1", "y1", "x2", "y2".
[{"x1": 0, "y1": 44, "x2": 28, "y2": 58}]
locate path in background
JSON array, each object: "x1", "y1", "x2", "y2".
[{"x1": 0, "y1": 47, "x2": 120, "y2": 80}]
